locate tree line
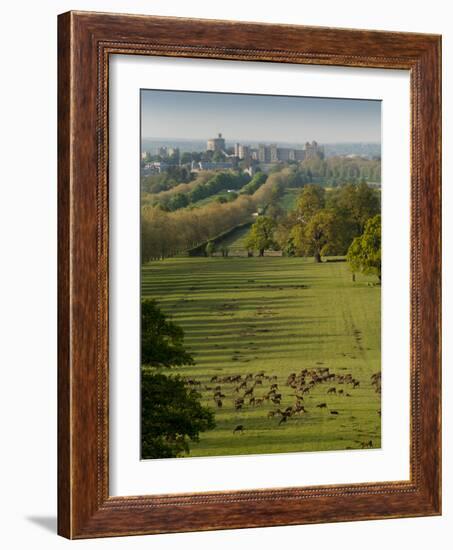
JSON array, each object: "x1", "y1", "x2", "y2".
[
  {"x1": 142, "y1": 155, "x2": 381, "y2": 198},
  {"x1": 244, "y1": 182, "x2": 381, "y2": 274},
  {"x1": 141, "y1": 172, "x2": 284, "y2": 262}
]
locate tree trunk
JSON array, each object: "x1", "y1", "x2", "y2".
[
  {"x1": 259, "y1": 249, "x2": 264, "y2": 257},
  {"x1": 314, "y1": 251, "x2": 321, "y2": 263}
]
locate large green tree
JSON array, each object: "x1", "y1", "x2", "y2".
[
  {"x1": 291, "y1": 209, "x2": 338, "y2": 262},
  {"x1": 327, "y1": 182, "x2": 380, "y2": 235},
  {"x1": 245, "y1": 216, "x2": 276, "y2": 256},
  {"x1": 347, "y1": 214, "x2": 381, "y2": 280},
  {"x1": 295, "y1": 184, "x2": 326, "y2": 222},
  {"x1": 141, "y1": 300, "x2": 215, "y2": 459}
]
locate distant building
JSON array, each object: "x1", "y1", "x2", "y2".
[
  {"x1": 141, "y1": 151, "x2": 149, "y2": 160},
  {"x1": 304, "y1": 140, "x2": 324, "y2": 159},
  {"x1": 157, "y1": 146, "x2": 168, "y2": 158},
  {"x1": 144, "y1": 161, "x2": 168, "y2": 173},
  {"x1": 207, "y1": 133, "x2": 226, "y2": 152},
  {"x1": 191, "y1": 160, "x2": 234, "y2": 172},
  {"x1": 258, "y1": 144, "x2": 270, "y2": 163},
  {"x1": 256, "y1": 143, "x2": 307, "y2": 163},
  {"x1": 233, "y1": 143, "x2": 251, "y2": 161}
]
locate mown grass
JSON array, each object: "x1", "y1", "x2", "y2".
[{"x1": 141, "y1": 255, "x2": 381, "y2": 458}]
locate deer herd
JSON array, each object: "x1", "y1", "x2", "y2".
[{"x1": 185, "y1": 366, "x2": 381, "y2": 448}]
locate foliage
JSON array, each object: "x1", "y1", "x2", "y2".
[
  {"x1": 245, "y1": 216, "x2": 276, "y2": 256},
  {"x1": 205, "y1": 240, "x2": 216, "y2": 257},
  {"x1": 240, "y1": 172, "x2": 268, "y2": 195},
  {"x1": 141, "y1": 166, "x2": 193, "y2": 194},
  {"x1": 347, "y1": 214, "x2": 381, "y2": 280},
  {"x1": 141, "y1": 299, "x2": 195, "y2": 368},
  {"x1": 167, "y1": 192, "x2": 189, "y2": 211},
  {"x1": 274, "y1": 182, "x2": 380, "y2": 261},
  {"x1": 141, "y1": 371, "x2": 215, "y2": 459},
  {"x1": 141, "y1": 171, "x2": 292, "y2": 262},
  {"x1": 188, "y1": 171, "x2": 250, "y2": 204},
  {"x1": 291, "y1": 209, "x2": 338, "y2": 262},
  {"x1": 295, "y1": 184, "x2": 326, "y2": 221},
  {"x1": 327, "y1": 181, "x2": 380, "y2": 234},
  {"x1": 300, "y1": 155, "x2": 381, "y2": 185},
  {"x1": 141, "y1": 299, "x2": 215, "y2": 459}
]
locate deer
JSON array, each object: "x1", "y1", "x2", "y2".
[{"x1": 233, "y1": 425, "x2": 244, "y2": 434}]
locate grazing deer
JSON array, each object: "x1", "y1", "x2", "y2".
[
  {"x1": 233, "y1": 425, "x2": 244, "y2": 434},
  {"x1": 330, "y1": 410, "x2": 339, "y2": 415},
  {"x1": 278, "y1": 411, "x2": 291, "y2": 425},
  {"x1": 353, "y1": 381, "x2": 360, "y2": 389},
  {"x1": 327, "y1": 387, "x2": 336, "y2": 394},
  {"x1": 316, "y1": 403, "x2": 327, "y2": 409}
]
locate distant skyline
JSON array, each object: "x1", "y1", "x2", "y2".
[{"x1": 141, "y1": 89, "x2": 381, "y2": 144}]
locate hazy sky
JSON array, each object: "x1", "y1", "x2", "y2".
[{"x1": 141, "y1": 89, "x2": 381, "y2": 144}]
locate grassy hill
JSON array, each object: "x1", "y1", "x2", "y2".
[{"x1": 142, "y1": 256, "x2": 381, "y2": 458}]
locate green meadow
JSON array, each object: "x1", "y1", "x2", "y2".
[{"x1": 141, "y1": 255, "x2": 381, "y2": 458}]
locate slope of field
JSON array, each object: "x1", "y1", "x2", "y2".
[
  {"x1": 141, "y1": 257, "x2": 381, "y2": 458},
  {"x1": 212, "y1": 223, "x2": 252, "y2": 255}
]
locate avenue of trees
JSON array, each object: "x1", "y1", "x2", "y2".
[
  {"x1": 141, "y1": 171, "x2": 286, "y2": 262},
  {"x1": 141, "y1": 160, "x2": 381, "y2": 278},
  {"x1": 141, "y1": 299, "x2": 215, "y2": 459},
  {"x1": 141, "y1": 155, "x2": 380, "y2": 203}
]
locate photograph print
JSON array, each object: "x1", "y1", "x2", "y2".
[{"x1": 140, "y1": 90, "x2": 382, "y2": 460}]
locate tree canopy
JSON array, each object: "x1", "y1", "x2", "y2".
[
  {"x1": 141, "y1": 299, "x2": 195, "y2": 368},
  {"x1": 347, "y1": 214, "x2": 381, "y2": 280},
  {"x1": 141, "y1": 300, "x2": 215, "y2": 458},
  {"x1": 245, "y1": 216, "x2": 276, "y2": 256},
  {"x1": 141, "y1": 371, "x2": 215, "y2": 459},
  {"x1": 291, "y1": 209, "x2": 338, "y2": 262}
]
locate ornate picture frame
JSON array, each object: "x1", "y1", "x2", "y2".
[{"x1": 58, "y1": 11, "x2": 441, "y2": 538}]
